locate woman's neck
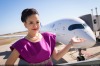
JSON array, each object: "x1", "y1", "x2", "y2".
[
  {"x1": 27, "y1": 32, "x2": 39, "y2": 38},
  {"x1": 25, "y1": 31, "x2": 43, "y2": 42}
]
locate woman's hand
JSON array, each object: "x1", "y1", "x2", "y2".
[
  {"x1": 69, "y1": 37, "x2": 85, "y2": 45},
  {"x1": 52, "y1": 37, "x2": 85, "y2": 61}
]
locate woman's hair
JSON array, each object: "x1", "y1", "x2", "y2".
[{"x1": 21, "y1": 8, "x2": 39, "y2": 22}]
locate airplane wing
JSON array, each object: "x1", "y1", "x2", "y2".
[{"x1": 56, "y1": 58, "x2": 100, "y2": 66}]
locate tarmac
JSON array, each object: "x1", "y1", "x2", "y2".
[{"x1": 0, "y1": 40, "x2": 100, "y2": 65}]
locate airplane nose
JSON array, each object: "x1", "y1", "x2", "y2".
[
  {"x1": 88, "y1": 34, "x2": 96, "y2": 44},
  {"x1": 73, "y1": 29, "x2": 96, "y2": 48},
  {"x1": 85, "y1": 30, "x2": 96, "y2": 47}
]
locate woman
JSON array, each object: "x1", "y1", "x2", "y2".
[{"x1": 5, "y1": 8, "x2": 85, "y2": 66}]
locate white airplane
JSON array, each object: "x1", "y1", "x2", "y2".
[
  {"x1": 40, "y1": 18, "x2": 96, "y2": 48},
  {"x1": 40, "y1": 18, "x2": 96, "y2": 61}
]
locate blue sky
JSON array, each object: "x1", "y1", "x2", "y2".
[{"x1": 0, "y1": 0, "x2": 100, "y2": 35}]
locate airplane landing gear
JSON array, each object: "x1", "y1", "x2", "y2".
[{"x1": 77, "y1": 48, "x2": 85, "y2": 61}]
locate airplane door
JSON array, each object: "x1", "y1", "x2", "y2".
[{"x1": 93, "y1": 19, "x2": 98, "y2": 31}]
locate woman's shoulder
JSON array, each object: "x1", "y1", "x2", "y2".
[
  {"x1": 15, "y1": 38, "x2": 26, "y2": 43},
  {"x1": 12, "y1": 38, "x2": 27, "y2": 46},
  {"x1": 41, "y1": 32, "x2": 56, "y2": 42},
  {"x1": 41, "y1": 32, "x2": 56, "y2": 37}
]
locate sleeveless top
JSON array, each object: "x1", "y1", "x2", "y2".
[{"x1": 10, "y1": 32, "x2": 56, "y2": 64}]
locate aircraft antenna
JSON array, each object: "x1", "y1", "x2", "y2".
[
  {"x1": 95, "y1": 7, "x2": 98, "y2": 17},
  {"x1": 91, "y1": 9, "x2": 94, "y2": 21},
  {"x1": 91, "y1": 9, "x2": 93, "y2": 16}
]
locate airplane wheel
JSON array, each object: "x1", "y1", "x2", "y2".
[{"x1": 77, "y1": 56, "x2": 85, "y2": 61}]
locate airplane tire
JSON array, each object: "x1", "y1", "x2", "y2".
[{"x1": 77, "y1": 56, "x2": 85, "y2": 61}]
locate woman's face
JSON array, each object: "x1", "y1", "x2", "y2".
[{"x1": 24, "y1": 14, "x2": 40, "y2": 33}]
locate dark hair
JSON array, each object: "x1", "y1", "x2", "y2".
[{"x1": 21, "y1": 8, "x2": 39, "y2": 22}]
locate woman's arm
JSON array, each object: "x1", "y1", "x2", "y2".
[
  {"x1": 52, "y1": 42, "x2": 73, "y2": 61},
  {"x1": 52, "y1": 37, "x2": 85, "y2": 61},
  {"x1": 5, "y1": 49, "x2": 19, "y2": 66}
]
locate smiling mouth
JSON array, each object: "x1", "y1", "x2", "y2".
[{"x1": 32, "y1": 29, "x2": 38, "y2": 30}]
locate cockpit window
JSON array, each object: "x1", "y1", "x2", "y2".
[
  {"x1": 68, "y1": 24, "x2": 84, "y2": 31},
  {"x1": 83, "y1": 24, "x2": 87, "y2": 27}
]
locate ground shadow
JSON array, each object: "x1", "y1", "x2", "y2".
[
  {"x1": 0, "y1": 51, "x2": 11, "y2": 59},
  {"x1": 18, "y1": 59, "x2": 29, "y2": 66},
  {"x1": 0, "y1": 51, "x2": 68, "y2": 65},
  {"x1": 52, "y1": 57, "x2": 68, "y2": 65}
]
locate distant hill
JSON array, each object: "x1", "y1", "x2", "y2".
[{"x1": 0, "y1": 31, "x2": 28, "y2": 36}]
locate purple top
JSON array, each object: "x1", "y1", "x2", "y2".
[{"x1": 10, "y1": 32, "x2": 56, "y2": 64}]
